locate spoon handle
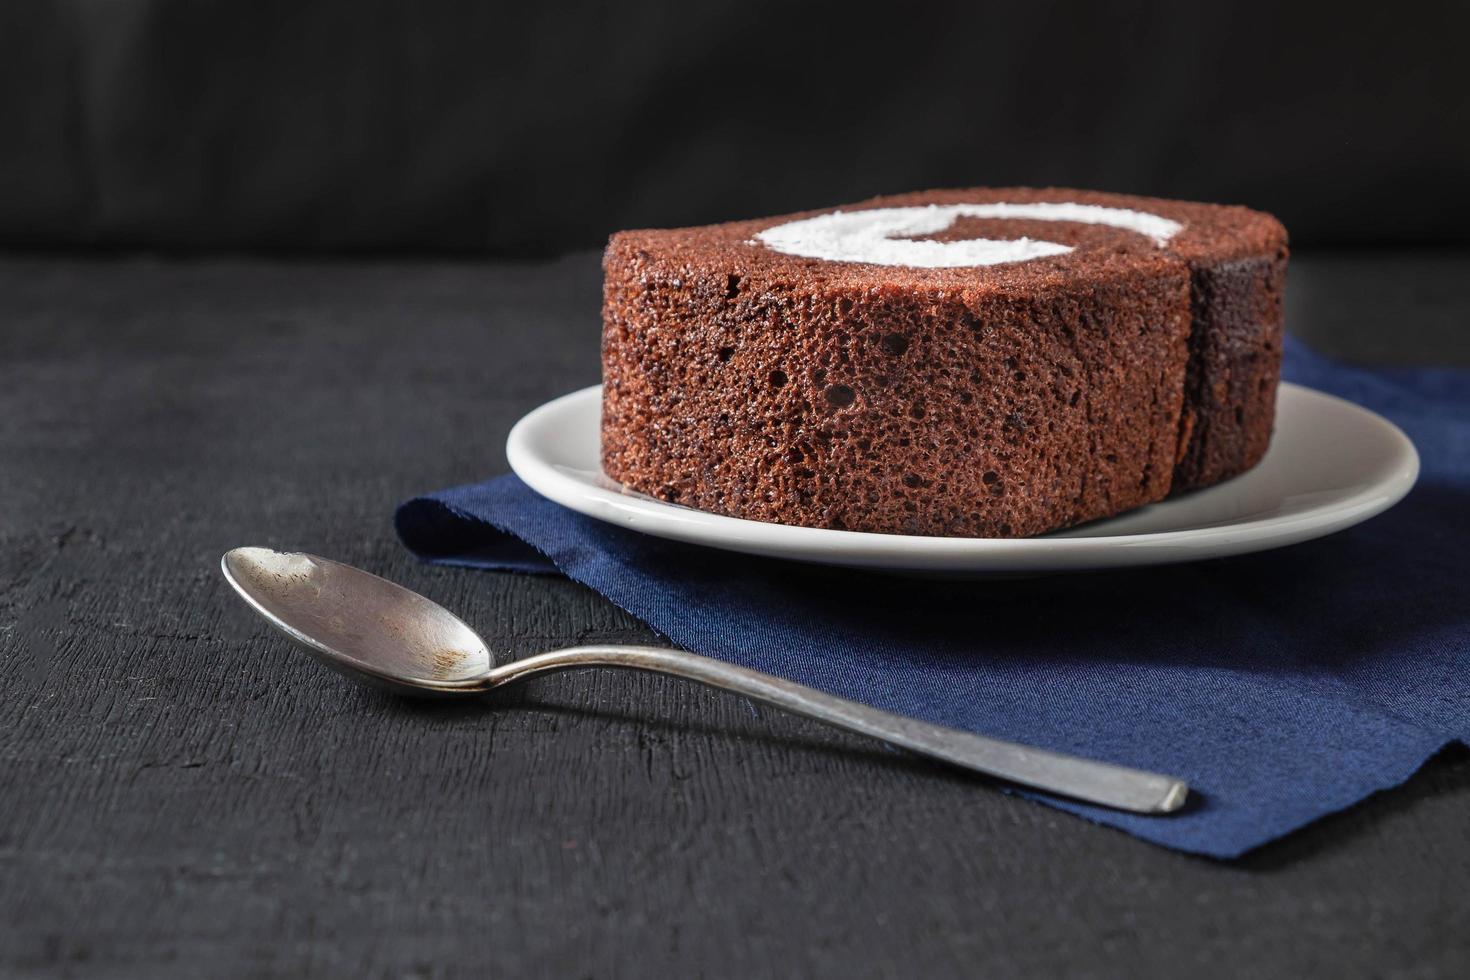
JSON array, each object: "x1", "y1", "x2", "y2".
[{"x1": 487, "y1": 644, "x2": 1187, "y2": 814}]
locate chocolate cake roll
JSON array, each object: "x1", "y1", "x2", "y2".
[{"x1": 600, "y1": 187, "x2": 1287, "y2": 538}]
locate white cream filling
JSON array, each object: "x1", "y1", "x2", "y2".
[{"x1": 753, "y1": 202, "x2": 1183, "y2": 269}]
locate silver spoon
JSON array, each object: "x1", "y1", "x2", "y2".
[{"x1": 220, "y1": 547, "x2": 1188, "y2": 814}]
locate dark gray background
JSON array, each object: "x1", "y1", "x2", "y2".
[{"x1": 2, "y1": 0, "x2": 1467, "y2": 253}]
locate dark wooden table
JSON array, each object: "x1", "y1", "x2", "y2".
[{"x1": 3, "y1": 250, "x2": 1466, "y2": 977}]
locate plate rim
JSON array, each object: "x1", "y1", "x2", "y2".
[{"x1": 506, "y1": 382, "x2": 1420, "y2": 571}]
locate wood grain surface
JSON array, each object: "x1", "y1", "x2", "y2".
[{"x1": 1, "y1": 252, "x2": 1466, "y2": 978}]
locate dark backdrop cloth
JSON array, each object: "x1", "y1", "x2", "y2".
[{"x1": 1, "y1": 0, "x2": 1466, "y2": 254}]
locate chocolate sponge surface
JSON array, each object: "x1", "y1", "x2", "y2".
[{"x1": 600, "y1": 187, "x2": 1287, "y2": 537}]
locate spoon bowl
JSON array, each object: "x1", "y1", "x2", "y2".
[{"x1": 222, "y1": 547, "x2": 492, "y2": 693}]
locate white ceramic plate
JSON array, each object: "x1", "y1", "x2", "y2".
[{"x1": 507, "y1": 383, "x2": 1419, "y2": 574}]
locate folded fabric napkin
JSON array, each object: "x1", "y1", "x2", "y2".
[{"x1": 395, "y1": 338, "x2": 1469, "y2": 858}]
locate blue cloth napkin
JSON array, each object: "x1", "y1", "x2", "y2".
[{"x1": 395, "y1": 339, "x2": 1469, "y2": 858}]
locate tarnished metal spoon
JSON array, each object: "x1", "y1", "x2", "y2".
[{"x1": 220, "y1": 547, "x2": 1188, "y2": 814}]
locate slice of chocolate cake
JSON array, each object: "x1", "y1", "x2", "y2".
[{"x1": 601, "y1": 187, "x2": 1287, "y2": 538}]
